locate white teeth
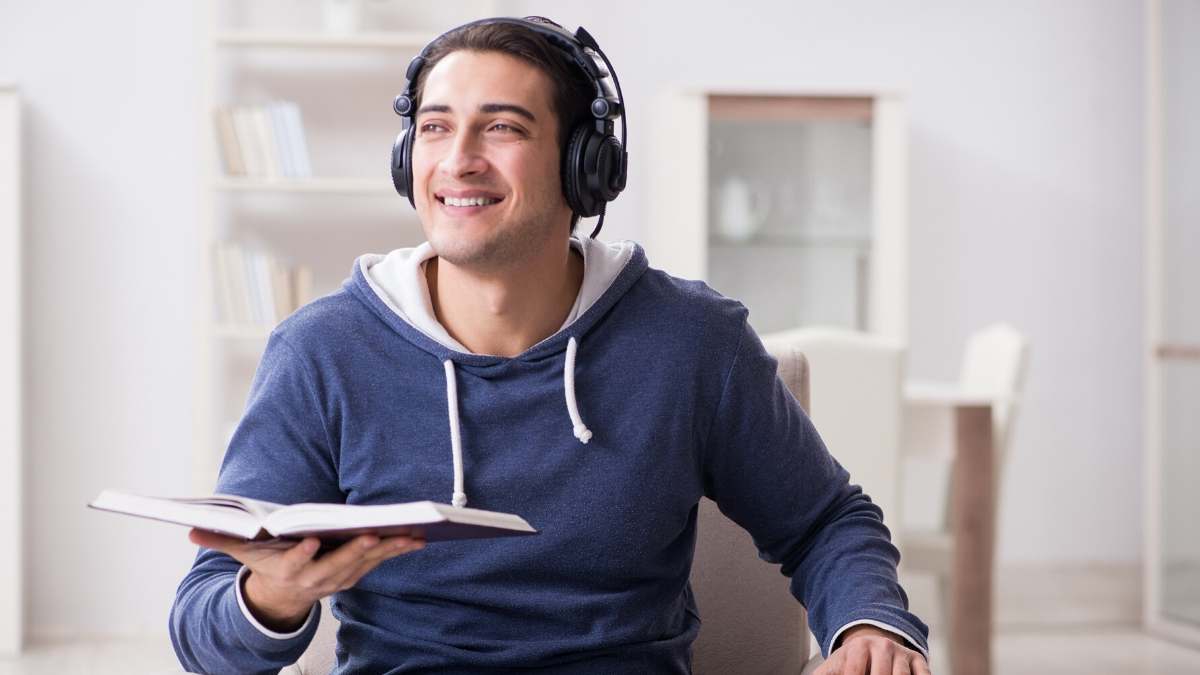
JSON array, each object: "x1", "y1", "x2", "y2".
[{"x1": 443, "y1": 196, "x2": 499, "y2": 207}]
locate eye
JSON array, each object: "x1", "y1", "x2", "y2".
[
  {"x1": 490, "y1": 123, "x2": 522, "y2": 135},
  {"x1": 417, "y1": 122, "x2": 446, "y2": 135}
]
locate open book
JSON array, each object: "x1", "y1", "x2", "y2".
[{"x1": 88, "y1": 490, "x2": 537, "y2": 544}]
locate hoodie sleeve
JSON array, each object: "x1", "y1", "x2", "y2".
[
  {"x1": 700, "y1": 315, "x2": 929, "y2": 658},
  {"x1": 169, "y1": 332, "x2": 343, "y2": 674}
]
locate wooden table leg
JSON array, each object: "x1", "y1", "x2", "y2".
[{"x1": 950, "y1": 405, "x2": 995, "y2": 675}]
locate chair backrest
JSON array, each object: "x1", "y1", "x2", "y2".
[
  {"x1": 761, "y1": 327, "x2": 907, "y2": 544},
  {"x1": 288, "y1": 344, "x2": 817, "y2": 675},
  {"x1": 689, "y1": 342, "x2": 812, "y2": 674},
  {"x1": 959, "y1": 322, "x2": 1030, "y2": 475}
]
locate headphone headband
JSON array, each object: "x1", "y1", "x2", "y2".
[{"x1": 390, "y1": 16, "x2": 628, "y2": 238}]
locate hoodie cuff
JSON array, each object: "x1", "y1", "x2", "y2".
[
  {"x1": 830, "y1": 619, "x2": 930, "y2": 663},
  {"x1": 234, "y1": 565, "x2": 318, "y2": 640}
]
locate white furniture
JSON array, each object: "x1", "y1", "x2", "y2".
[
  {"x1": 0, "y1": 84, "x2": 23, "y2": 656},
  {"x1": 647, "y1": 89, "x2": 908, "y2": 342},
  {"x1": 1144, "y1": 0, "x2": 1200, "y2": 648},
  {"x1": 761, "y1": 327, "x2": 906, "y2": 542},
  {"x1": 193, "y1": 2, "x2": 497, "y2": 491},
  {"x1": 901, "y1": 323, "x2": 1029, "y2": 675},
  {"x1": 282, "y1": 344, "x2": 823, "y2": 675}
]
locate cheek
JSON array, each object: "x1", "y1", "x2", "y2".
[{"x1": 411, "y1": 155, "x2": 434, "y2": 207}]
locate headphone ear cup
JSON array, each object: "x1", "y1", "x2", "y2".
[
  {"x1": 587, "y1": 134, "x2": 624, "y2": 202},
  {"x1": 391, "y1": 126, "x2": 417, "y2": 208},
  {"x1": 563, "y1": 124, "x2": 595, "y2": 217}
]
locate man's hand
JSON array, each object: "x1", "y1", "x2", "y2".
[
  {"x1": 814, "y1": 625, "x2": 932, "y2": 675},
  {"x1": 188, "y1": 529, "x2": 426, "y2": 632}
]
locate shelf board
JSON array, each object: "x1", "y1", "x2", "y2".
[
  {"x1": 213, "y1": 30, "x2": 437, "y2": 50},
  {"x1": 214, "y1": 176, "x2": 396, "y2": 195}
]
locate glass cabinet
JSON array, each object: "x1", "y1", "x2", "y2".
[{"x1": 647, "y1": 90, "x2": 908, "y2": 341}]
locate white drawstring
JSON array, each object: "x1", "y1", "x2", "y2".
[
  {"x1": 443, "y1": 359, "x2": 468, "y2": 508},
  {"x1": 440, "y1": 340, "x2": 591, "y2": 509},
  {"x1": 564, "y1": 337, "x2": 592, "y2": 444}
]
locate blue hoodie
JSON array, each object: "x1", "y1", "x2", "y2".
[{"x1": 170, "y1": 237, "x2": 929, "y2": 674}]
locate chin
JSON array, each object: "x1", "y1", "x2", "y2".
[{"x1": 425, "y1": 228, "x2": 510, "y2": 269}]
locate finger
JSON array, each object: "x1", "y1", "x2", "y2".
[
  {"x1": 295, "y1": 534, "x2": 381, "y2": 589},
  {"x1": 843, "y1": 641, "x2": 869, "y2": 675},
  {"x1": 332, "y1": 538, "x2": 425, "y2": 591},
  {"x1": 912, "y1": 655, "x2": 932, "y2": 675},
  {"x1": 377, "y1": 536, "x2": 426, "y2": 560},
  {"x1": 275, "y1": 536, "x2": 321, "y2": 575},
  {"x1": 891, "y1": 652, "x2": 912, "y2": 675},
  {"x1": 870, "y1": 640, "x2": 900, "y2": 675},
  {"x1": 188, "y1": 528, "x2": 248, "y2": 553}
]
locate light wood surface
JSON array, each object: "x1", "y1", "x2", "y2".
[
  {"x1": 950, "y1": 405, "x2": 996, "y2": 675},
  {"x1": 904, "y1": 390, "x2": 1000, "y2": 675},
  {"x1": 1155, "y1": 343, "x2": 1200, "y2": 360}
]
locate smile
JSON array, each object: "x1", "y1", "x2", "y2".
[{"x1": 436, "y1": 194, "x2": 504, "y2": 208}]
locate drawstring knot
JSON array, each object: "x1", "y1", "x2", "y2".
[{"x1": 564, "y1": 337, "x2": 592, "y2": 444}]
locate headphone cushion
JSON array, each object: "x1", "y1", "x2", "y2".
[
  {"x1": 563, "y1": 124, "x2": 595, "y2": 217},
  {"x1": 402, "y1": 128, "x2": 416, "y2": 206},
  {"x1": 391, "y1": 127, "x2": 417, "y2": 208}
]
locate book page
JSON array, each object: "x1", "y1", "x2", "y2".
[{"x1": 88, "y1": 490, "x2": 265, "y2": 539}]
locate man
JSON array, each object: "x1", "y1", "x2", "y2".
[{"x1": 171, "y1": 17, "x2": 931, "y2": 675}]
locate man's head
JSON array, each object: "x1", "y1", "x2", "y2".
[{"x1": 408, "y1": 19, "x2": 600, "y2": 242}]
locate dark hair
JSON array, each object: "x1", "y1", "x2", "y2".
[{"x1": 411, "y1": 19, "x2": 595, "y2": 231}]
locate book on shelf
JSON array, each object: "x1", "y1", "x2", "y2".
[
  {"x1": 88, "y1": 490, "x2": 538, "y2": 544},
  {"x1": 214, "y1": 101, "x2": 312, "y2": 180},
  {"x1": 212, "y1": 107, "x2": 245, "y2": 176},
  {"x1": 212, "y1": 242, "x2": 313, "y2": 328}
]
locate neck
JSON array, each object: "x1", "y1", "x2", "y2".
[{"x1": 427, "y1": 238, "x2": 584, "y2": 358}]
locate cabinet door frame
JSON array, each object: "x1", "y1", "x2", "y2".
[
  {"x1": 0, "y1": 85, "x2": 24, "y2": 655},
  {"x1": 646, "y1": 86, "x2": 908, "y2": 344}
]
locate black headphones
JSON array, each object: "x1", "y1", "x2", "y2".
[{"x1": 390, "y1": 16, "x2": 628, "y2": 238}]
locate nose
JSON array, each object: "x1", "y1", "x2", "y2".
[{"x1": 438, "y1": 130, "x2": 488, "y2": 179}]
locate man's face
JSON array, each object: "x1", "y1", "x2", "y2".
[{"x1": 412, "y1": 49, "x2": 571, "y2": 269}]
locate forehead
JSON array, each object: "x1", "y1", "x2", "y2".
[{"x1": 419, "y1": 50, "x2": 555, "y2": 119}]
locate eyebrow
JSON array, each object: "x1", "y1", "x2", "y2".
[{"x1": 415, "y1": 102, "x2": 538, "y2": 123}]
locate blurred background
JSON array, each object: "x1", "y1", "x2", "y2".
[{"x1": 0, "y1": 0, "x2": 1197, "y2": 673}]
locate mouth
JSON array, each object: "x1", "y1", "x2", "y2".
[{"x1": 434, "y1": 192, "x2": 505, "y2": 213}]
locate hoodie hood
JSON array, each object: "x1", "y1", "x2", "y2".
[
  {"x1": 344, "y1": 236, "x2": 648, "y2": 507},
  {"x1": 356, "y1": 236, "x2": 638, "y2": 358}
]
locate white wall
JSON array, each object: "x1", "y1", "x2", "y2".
[
  {"x1": 513, "y1": 0, "x2": 1146, "y2": 566},
  {"x1": 0, "y1": 0, "x2": 1144, "y2": 640},
  {"x1": 0, "y1": 1, "x2": 200, "y2": 639}
]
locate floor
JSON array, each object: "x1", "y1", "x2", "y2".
[{"x1": 1, "y1": 628, "x2": 1199, "y2": 674}]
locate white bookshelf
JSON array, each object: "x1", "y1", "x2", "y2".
[
  {"x1": 0, "y1": 84, "x2": 23, "y2": 655},
  {"x1": 194, "y1": 1, "x2": 499, "y2": 492}
]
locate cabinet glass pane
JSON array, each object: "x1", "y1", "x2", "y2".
[
  {"x1": 1161, "y1": 360, "x2": 1200, "y2": 626},
  {"x1": 1160, "y1": 0, "x2": 1200, "y2": 630},
  {"x1": 1163, "y1": 0, "x2": 1200, "y2": 345},
  {"x1": 705, "y1": 99, "x2": 872, "y2": 334}
]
